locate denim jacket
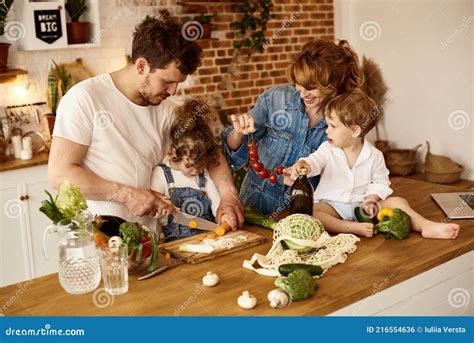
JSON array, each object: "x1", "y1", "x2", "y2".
[{"x1": 221, "y1": 84, "x2": 327, "y2": 215}]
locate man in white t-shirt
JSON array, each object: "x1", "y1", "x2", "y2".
[{"x1": 49, "y1": 14, "x2": 244, "y2": 229}]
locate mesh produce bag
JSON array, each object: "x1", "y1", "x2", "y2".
[{"x1": 243, "y1": 214, "x2": 360, "y2": 277}]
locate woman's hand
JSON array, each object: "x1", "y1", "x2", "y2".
[
  {"x1": 227, "y1": 113, "x2": 256, "y2": 150},
  {"x1": 230, "y1": 113, "x2": 255, "y2": 135},
  {"x1": 282, "y1": 167, "x2": 296, "y2": 186}
]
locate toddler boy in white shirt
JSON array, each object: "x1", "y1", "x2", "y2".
[{"x1": 291, "y1": 89, "x2": 460, "y2": 239}]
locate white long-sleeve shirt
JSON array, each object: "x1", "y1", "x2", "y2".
[{"x1": 300, "y1": 140, "x2": 393, "y2": 203}]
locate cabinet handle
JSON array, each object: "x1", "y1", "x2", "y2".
[
  {"x1": 24, "y1": 195, "x2": 29, "y2": 200},
  {"x1": 19, "y1": 195, "x2": 29, "y2": 201},
  {"x1": 19, "y1": 195, "x2": 25, "y2": 201}
]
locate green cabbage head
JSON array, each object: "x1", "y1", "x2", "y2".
[{"x1": 55, "y1": 181, "x2": 88, "y2": 219}]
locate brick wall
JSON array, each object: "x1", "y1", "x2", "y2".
[
  {"x1": 1, "y1": 0, "x2": 334, "y2": 113},
  {"x1": 178, "y1": 0, "x2": 335, "y2": 116}
]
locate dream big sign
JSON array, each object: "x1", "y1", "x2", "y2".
[{"x1": 34, "y1": 10, "x2": 63, "y2": 44}]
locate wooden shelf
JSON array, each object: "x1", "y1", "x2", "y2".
[
  {"x1": 178, "y1": 0, "x2": 238, "y2": 3},
  {"x1": 0, "y1": 151, "x2": 48, "y2": 173},
  {"x1": 15, "y1": 0, "x2": 101, "y2": 51},
  {"x1": 0, "y1": 69, "x2": 28, "y2": 83},
  {"x1": 178, "y1": 1, "x2": 238, "y2": 13},
  {"x1": 178, "y1": 3, "x2": 208, "y2": 13}
]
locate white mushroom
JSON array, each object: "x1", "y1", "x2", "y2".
[
  {"x1": 267, "y1": 288, "x2": 291, "y2": 308},
  {"x1": 202, "y1": 272, "x2": 219, "y2": 287},
  {"x1": 108, "y1": 236, "x2": 123, "y2": 249},
  {"x1": 237, "y1": 291, "x2": 257, "y2": 309}
]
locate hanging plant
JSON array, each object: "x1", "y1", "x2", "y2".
[
  {"x1": 230, "y1": 0, "x2": 275, "y2": 55},
  {"x1": 218, "y1": 0, "x2": 274, "y2": 92}
]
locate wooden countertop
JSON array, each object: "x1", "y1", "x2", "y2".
[
  {"x1": 0, "y1": 151, "x2": 49, "y2": 172},
  {"x1": 0, "y1": 177, "x2": 472, "y2": 316}
]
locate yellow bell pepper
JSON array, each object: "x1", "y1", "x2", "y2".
[{"x1": 377, "y1": 207, "x2": 394, "y2": 222}]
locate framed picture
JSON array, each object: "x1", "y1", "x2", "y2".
[{"x1": 16, "y1": 1, "x2": 68, "y2": 51}]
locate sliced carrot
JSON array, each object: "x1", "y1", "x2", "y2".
[
  {"x1": 196, "y1": 233, "x2": 217, "y2": 241},
  {"x1": 188, "y1": 220, "x2": 198, "y2": 229},
  {"x1": 93, "y1": 232, "x2": 108, "y2": 247},
  {"x1": 215, "y1": 223, "x2": 232, "y2": 236},
  {"x1": 165, "y1": 253, "x2": 171, "y2": 260}
]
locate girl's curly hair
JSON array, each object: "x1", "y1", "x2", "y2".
[{"x1": 170, "y1": 97, "x2": 221, "y2": 171}]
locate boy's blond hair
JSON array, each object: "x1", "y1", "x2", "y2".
[{"x1": 325, "y1": 88, "x2": 379, "y2": 137}]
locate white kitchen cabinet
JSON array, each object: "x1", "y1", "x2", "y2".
[
  {"x1": 0, "y1": 164, "x2": 58, "y2": 287},
  {"x1": 0, "y1": 182, "x2": 31, "y2": 286}
]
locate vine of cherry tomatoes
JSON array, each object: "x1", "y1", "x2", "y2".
[{"x1": 247, "y1": 140, "x2": 284, "y2": 185}]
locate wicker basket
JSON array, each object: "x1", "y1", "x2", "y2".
[
  {"x1": 375, "y1": 140, "x2": 390, "y2": 155},
  {"x1": 385, "y1": 144, "x2": 421, "y2": 176},
  {"x1": 424, "y1": 141, "x2": 463, "y2": 184},
  {"x1": 425, "y1": 166, "x2": 463, "y2": 184}
]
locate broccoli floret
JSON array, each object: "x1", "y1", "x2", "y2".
[
  {"x1": 375, "y1": 208, "x2": 411, "y2": 240},
  {"x1": 119, "y1": 222, "x2": 147, "y2": 249},
  {"x1": 274, "y1": 269, "x2": 316, "y2": 301}
]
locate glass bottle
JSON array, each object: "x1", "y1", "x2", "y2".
[{"x1": 290, "y1": 167, "x2": 314, "y2": 215}]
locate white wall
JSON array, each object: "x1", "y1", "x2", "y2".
[{"x1": 334, "y1": 0, "x2": 473, "y2": 180}]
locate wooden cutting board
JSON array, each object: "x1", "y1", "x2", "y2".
[{"x1": 159, "y1": 230, "x2": 266, "y2": 264}]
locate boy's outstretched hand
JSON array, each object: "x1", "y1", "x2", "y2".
[
  {"x1": 283, "y1": 160, "x2": 311, "y2": 186},
  {"x1": 294, "y1": 160, "x2": 311, "y2": 176}
]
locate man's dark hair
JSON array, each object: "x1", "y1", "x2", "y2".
[{"x1": 131, "y1": 12, "x2": 202, "y2": 74}]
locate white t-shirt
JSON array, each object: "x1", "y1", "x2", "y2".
[
  {"x1": 301, "y1": 140, "x2": 393, "y2": 203},
  {"x1": 53, "y1": 73, "x2": 177, "y2": 227},
  {"x1": 151, "y1": 161, "x2": 221, "y2": 216}
]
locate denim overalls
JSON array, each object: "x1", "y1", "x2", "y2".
[
  {"x1": 221, "y1": 84, "x2": 327, "y2": 215},
  {"x1": 160, "y1": 164, "x2": 215, "y2": 242}
]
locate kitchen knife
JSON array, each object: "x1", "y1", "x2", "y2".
[{"x1": 172, "y1": 211, "x2": 218, "y2": 232}]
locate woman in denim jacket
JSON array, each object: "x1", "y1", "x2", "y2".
[{"x1": 221, "y1": 39, "x2": 364, "y2": 215}]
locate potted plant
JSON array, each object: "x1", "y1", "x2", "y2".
[
  {"x1": 65, "y1": 0, "x2": 89, "y2": 44},
  {"x1": 184, "y1": 14, "x2": 214, "y2": 39},
  {"x1": 0, "y1": 0, "x2": 14, "y2": 72},
  {"x1": 195, "y1": 14, "x2": 213, "y2": 39}
]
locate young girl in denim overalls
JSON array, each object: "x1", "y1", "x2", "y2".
[{"x1": 151, "y1": 98, "x2": 222, "y2": 242}]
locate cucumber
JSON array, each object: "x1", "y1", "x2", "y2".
[
  {"x1": 278, "y1": 263, "x2": 323, "y2": 277},
  {"x1": 282, "y1": 239, "x2": 314, "y2": 253},
  {"x1": 354, "y1": 207, "x2": 378, "y2": 224}
]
